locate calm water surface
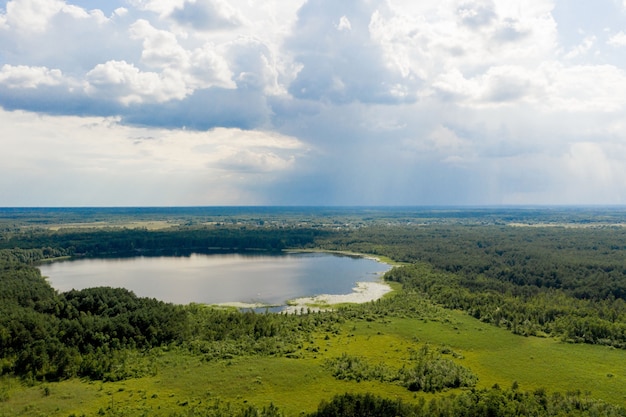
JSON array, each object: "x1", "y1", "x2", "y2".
[{"x1": 39, "y1": 253, "x2": 389, "y2": 306}]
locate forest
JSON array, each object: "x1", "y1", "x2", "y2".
[{"x1": 1, "y1": 207, "x2": 626, "y2": 416}]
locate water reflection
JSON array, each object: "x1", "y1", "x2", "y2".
[{"x1": 39, "y1": 253, "x2": 389, "y2": 306}]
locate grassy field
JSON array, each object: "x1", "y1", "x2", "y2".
[
  {"x1": 2, "y1": 305, "x2": 625, "y2": 417},
  {"x1": 45, "y1": 220, "x2": 178, "y2": 231}
]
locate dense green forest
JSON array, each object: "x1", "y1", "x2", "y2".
[
  {"x1": 2, "y1": 207, "x2": 626, "y2": 416},
  {"x1": 307, "y1": 390, "x2": 626, "y2": 417},
  {"x1": 315, "y1": 225, "x2": 626, "y2": 347}
]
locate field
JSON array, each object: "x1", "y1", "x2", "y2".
[
  {"x1": 2, "y1": 301, "x2": 625, "y2": 416},
  {"x1": 2, "y1": 207, "x2": 626, "y2": 416}
]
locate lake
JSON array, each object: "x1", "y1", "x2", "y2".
[{"x1": 38, "y1": 252, "x2": 390, "y2": 307}]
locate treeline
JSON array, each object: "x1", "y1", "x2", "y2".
[
  {"x1": 0, "y1": 247, "x2": 67, "y2": 264},
  {"x1": 318, "y1": 225, "x2": 626, "y2": 301},
  {"x1": 307, "y1": 388, "x2": 626, "y2": 417},
  {"x1": 386, "y1": 263, "x2": 626, "y2": 348},
  {"x1": 0, "y1": 226, "x2": 326, "y2": 257},
  {"x1": 91, "y1": 388, "x2": 626, "y2": 417}
]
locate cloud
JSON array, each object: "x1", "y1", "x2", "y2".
[
  {"x1": 366, "y1": 0, "x2": 558, "y2": 101},
  {"x1": 0, "y1": 108, "x2": 308, "y2": 205},
  {"x1": 493, "y1": 17, "x2": 529, "y2": 42},
  {"x1": 336, "y1": 15, "x2": 351, "y2": 31},
  {"x1": 541, "y1": 63, "x2": 626, "y2": 112},
  {"x1": 286, "y1": 0, "x2": 419, "y2": 104},
  {"x1": 481, "y1": 67, "x2": 533, "y2": 103},
  {"x1": 0, "y1": 1, "x2": 141, "y2": 75},
  {"x1": 126, "y1": 18, "x2": 236, "y2": 90},
  {"x1": 170, "y1": 0, "x2": 244, "y2": 31},
  {"x1": 564, "y1": 35, "x2": 596, "y2": 59},
  {"x1": 0, "y1": 64, "x2": 64, "y2": 88},
  {"x1": 85, "y1": 60, "x2": 188, "y2": 104},
  {"x1": 432, "y1": 65, "x2": 540, "y2": 107},
  {"x1": 130, "y1": 19, "x2": 189, "y2": 68},
  {"x1": 226, "y1": 37, "x2": 280, "y2": 93},
  {"x1": 127, "y1": 0, "x2": 186, "y2": 18},
  {"x1": 2, "y1": 0, "x2": 626, "y2": 206},
  {"x1": 608, "y1": 31, "x2": 626, "y2": 47},
  {"x1": 456, "y1": 0, "x2": 496, "y2": 29},
  {"x1": 560, "y1": 142, "x2": 626, "y2": 203},
  {"x1": 2, "y1": 0, "x2": 65, "y2": 33}
]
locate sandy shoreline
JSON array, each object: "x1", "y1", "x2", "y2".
[
  {"x1": 282, "y1": 280, "x2": 392, "y2": 313},
  {"x1": 213, "y1": 282, "x2": 392, "y2": 313},
  {"x1": 214, "y1": 280, "x2": 393, "y2": 313}
]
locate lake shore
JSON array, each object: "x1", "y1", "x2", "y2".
[
  {"x1": 214, "y1": 250, "x2": 396, "y2": 312},
  {"x1": 282, "y1": 280, "x2": 393, "y2": 313},
  {"x1": 214, "y1": 280, "x2": 393, "y2": 313},
  {"x1": 284, "y1": 248, "x2": 401, "y2": 266}
]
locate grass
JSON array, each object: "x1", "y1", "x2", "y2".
[
  {"x1": 45, "y1": 220, "x2": 178, "y2": 231},
  {"x1": 0, "y1": 379, "x2": 105, "y2": 416},
  {"x1": 374, "y1": 310, "x2": 626, "y2": 402},
  {"x1": 2, "y1": 309, "x2": 626, "y2": 416}
]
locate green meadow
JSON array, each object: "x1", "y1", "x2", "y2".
[{"x1": 2, "y1": 302, "x2": 625, "y2": 416}]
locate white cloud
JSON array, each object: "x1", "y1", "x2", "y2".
[
  {"x1": 480, "y1": 66, "x2": 535, "y2": 103},
  {"x1": 369, "y1": 0, "x2": 558, "y2": 97},
  {"x1": 3, "y1": 0, "x2": 64, "y2": 32},
  {"x1": 130, "y1": 19, "x2": 189, "y2": 69},
  {"x1": 564, "y1": 35, "x2": 596, "y2": 59},
  {"x1": 336, "y1": 15, "x2": 351, "y2": 31},
  {"x1": 541, "y1": 63, "x2": 626, "y2": 112},
  {"x1": 0, "y1": 64, "x2": 64, "y2": 88},
  {"x1": 0, "y1": 108, "x2": 308, "y2": 205},
  {"x1": 81, "y1": 19, "x2": 237, "y2": 104},
  {"x1": 456, "y1": 0, "x2": 497, "y2": 29},
  {"x1": 225, "y1": 37, "x2": 281, "y2": 93},
  {"x1": 129, "y1": 18, "x2": 237, "y2": 90},
  {"x1": 85, "y1": 60, "x2": 188, "y2": 104},
  {"x1": 286, "y1": 0, "x2": 418, "y2": 104},
  {"x1": 61, "y1": 4, "x2": 104, "y2": 21},
  {"x1": 608, "y1": 31, "x2": 626, "y2": 46},
  {"x1": 430, "y1": 60, "x2": 626, "y2": 113},
  {"x1": 114, "y1": 8, "x2": 129, "y2": 18},
  {"x1": 170, "y1": 0, "x2": 244, "y2": 31},
  {"x1": 128, "y1": 0, "x2": 185, "y2": 18},
  {"x1": 431, "y1": 65, "x2": 540, "y2": 107},
  {"x1": 188, "y1": 44, "x2": 236, "y2": 89},
  {"x1": 493, "y1": 17, "x2": 529, "y2": 42}
]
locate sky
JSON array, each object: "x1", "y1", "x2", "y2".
[{"x1": 2, "y1": 0, "x2": 626, "y2": 206}]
